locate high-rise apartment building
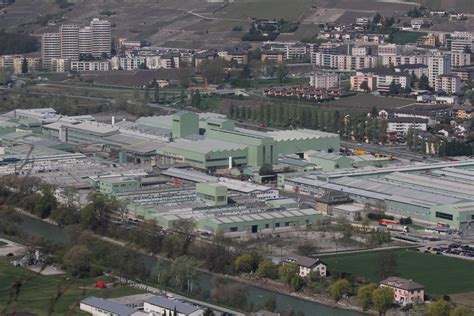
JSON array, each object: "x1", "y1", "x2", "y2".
[
  {"x1": 60, "y1": 24, "x2": 80, "y2": 61},
  {"x1": 79, "y1": 26, "x2": 93, "y2": 55},
  {"x1": 41, "y1": 18, "x2": 111, "y2": 71},
  {"x1": 427, "y1": 53, "x2": 451, "y2": 87},
  {"x1": 41, "y1": 33, "x2": 61, "y2": 69},
  {"x1": 91, "y1": 18, "x2": 111, "y2": 57}
]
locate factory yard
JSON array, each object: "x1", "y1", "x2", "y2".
[
  {"x1": 243, "y1": 229, "x2": 373, "y2": 257},
  {"x1": 323, "y1": 248, "x2": 474, "y2": 295}
]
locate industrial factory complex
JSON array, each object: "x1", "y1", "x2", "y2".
[{"x1": 1, "y1": 108, "x2": 474, "y2": 236}]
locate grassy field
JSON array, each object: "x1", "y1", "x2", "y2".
[
  {"x1": 390, "y1": 30, "x2": 427, "y2": 45},
  {"x1": 217, "y1": 0, "x2": 313, "y2": 21},
  {"x1": 0, "y1": 260, "x2": 145, "y2": 316},
  {"x1": 324, "y1": 249, "x2": 474, "y2": 295},
  {"x1": 326, "y1": 94, "x2": 415, "y2": 110}
]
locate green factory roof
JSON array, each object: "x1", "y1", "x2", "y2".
[
  {"x1": 1, "y1": 131, "x2": 32, "y2": 141},
  {"x1": 207, "y1": 208, "x2": 318, "y2": 224},
  {"x1": 163, "y1": 139, "x2": 247, "y2": 154},
  {"x1": 306, "y1": 150, "x2": 347, "y2": 161},
  {"x1": 432, "y1": 201, "x2": 474, "y2": 213}
]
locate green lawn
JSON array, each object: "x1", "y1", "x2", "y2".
[
  {"x1": 0, "y1": 260, "x2": 145, "y2": 316},
  {"x1": 324, "y1": 249, "x2": 474, "y2": 295},
  {"x1": 390, "y1": 30, "x2": 427, "y2": 45}
]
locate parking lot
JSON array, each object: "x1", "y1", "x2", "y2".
[{"x1": 420, "y1": 243, "x2": 474, "y2": 261}]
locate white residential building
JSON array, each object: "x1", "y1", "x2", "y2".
[
  {"x1": 60, "y1": 24, "x2": 80, "y2": 61},
  {"x1": 70, "y1": 60, "x2": 110, "y2": 72},
  {"x1": 311, "y1": 52, "x2": 379, "y2": 71},
  {"x1": 41, "y1": 33, "x2": 61, "y2": 69},
  {"x1": 387, "y1": 117, "x2": 428, "y2": 134},
  {"x1": 79, "y1": 26, "x2": 93, "y2": 55},
  {"x1": 310, "y1": 73, "x2": 339, "y2": 89},
  {"x1": 91, "y1": 18, "x2": 111, "y2": 58},
  {"x1": 284, "y1": 255, "x2": 327, "y2": 277},
  {"x1": 427, "y1": 53, "x2": 451, "y2": 87}
]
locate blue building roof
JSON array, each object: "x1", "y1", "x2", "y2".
[
  {"x1": 145, "y1": 296, "x2": 200, "y2": 314},
  {"x1": 81, "y1": 297, "x2": 135, "y2": 316}
]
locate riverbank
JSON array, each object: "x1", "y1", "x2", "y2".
[
  {"x1": 14, "y1": 210, "x2": 366, "y2": 315},
  {"x1": 229, "y1": 274, "x2": 372, "y2": 315}
]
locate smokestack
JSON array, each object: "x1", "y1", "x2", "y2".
[{"x1": 111, "y1": 116, "x2": 115, "y2": 126}]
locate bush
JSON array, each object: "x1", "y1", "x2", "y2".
[
  {"x1": 368, "y1": 213, "x2": 394, "y2": 221},
  {"x1": 399, "y1": 217, "x2": 412, "y2": 225}
]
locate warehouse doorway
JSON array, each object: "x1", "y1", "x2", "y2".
[{"x1": 252, "y1": 225, "x2": 258, "y2": 233}]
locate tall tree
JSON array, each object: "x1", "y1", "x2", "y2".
[
  {"x1": 427, "y1": 300, "x2": 451, "y2": 316},
  {"x1": 360, "y1": 81, "x2": 371, "y2": 92},
  {"x1": 329, "y1": 279, "x2": 351, "y2": 302},
  {"x1": 419, "y1": 74, "x2": 430, "y2": 90},
  {"x1": 81, "y1": 193, "x2": 117, "y2": 233},
  {"x1": 276, "y1": 63, "x2": 288, "y2": 83},
  {"x1": 169, "y1": 255, "x2": 201, "y2": 292},
  {"x1": 372, "y1": 287, "x2": 394, "y2": 316},
  {"x1": 21, "y1": 57, "x2": 28, "y2": 74},
  {"x1": 154, "y1": 85, "x2": 160, "y2": 103},
  {"x1": 357, "y1": 283, "x2": 378, "y2": 310}
]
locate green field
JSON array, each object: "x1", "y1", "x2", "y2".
[
  {"x1": 0, "y1": 260, "x2": 145, "y2": 316},
  {"x1": 324, "y1": 249, "x2": 474, "y2": 295},
  {"x1": 390, "y1": 30, "x2": 427, "y2": 45},
  {"x1": 326, "y1": 94, "x2": 415, "y2": 110}
]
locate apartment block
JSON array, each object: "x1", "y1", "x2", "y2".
[
  {"x1": 60, "y1": 24, "x2": 80, "y2": 61},
  {"x1": 91, "y1": 18, "x2": 112, "y2": 58},
  {"x1": 79, "y1": 26, "x2": 93, "y2": 55},
  {"x1": 311, "y1": 52, "x2": 378, "y2": 71},
  {"x1": 41, "y1": 33, "x2": 61, "y2": 69},
  {"x1": 310, "y1": 73, "x2": 339, "y2": 89},
  {"x1": 450, "y1": 52, "x2": 471, "y2": 67},
  {"x1": 350, "y1": 75, "x2": 376, "y2": 91},
  {"x1": 435, "y1": 74, "x2": 461, "y2": 95},
  {"x1": 70, "y1": 60, "x2": 110, "y2": 72},
  {"x1": 427, "y1": 53, "x2": 451, "y2": 87},
  {"x1": 394, "y1": 64, "x2": 429, "y2": 79}
]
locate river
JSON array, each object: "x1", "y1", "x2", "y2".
[{"x1": 18, "y1": 215, "x2": 365, "y2": 316}]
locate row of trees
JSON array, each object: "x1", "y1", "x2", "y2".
[
  {"x1": 228, "y1": 104, "x2": 389, "y2": 144},
  {"x1": 407, "y1": 128, "x2": 474, "y2": 157}
]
